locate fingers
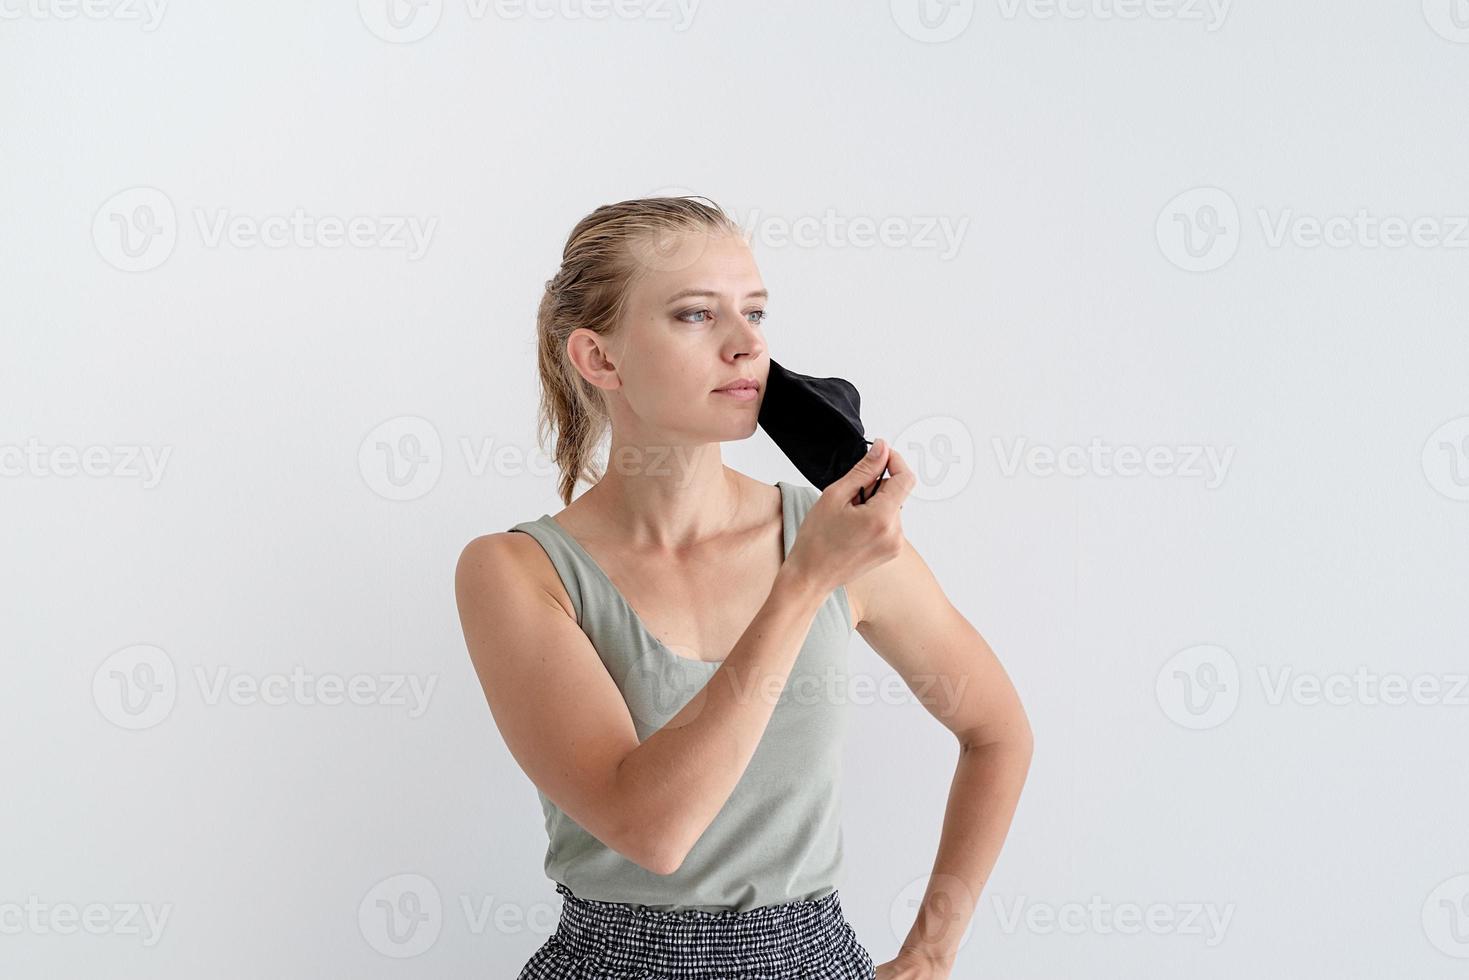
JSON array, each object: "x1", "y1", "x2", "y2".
[
  {"x1": 865, "y1": 445, "x2": 915, "y2": 512},
  {"x1": 880, "y1": 442, "x2": 914, "y2": 494},
  {"x1": 830, "y1": 438, "x2": 891, "y2": 501}
]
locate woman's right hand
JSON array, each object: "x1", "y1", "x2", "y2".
[{"x1": 783, "y1": 438, "x2": 915, "y2": 597}]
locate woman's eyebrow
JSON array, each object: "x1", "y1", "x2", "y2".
[{"x1": 664, "y1": 288, "x2": 769, "y2": 303}]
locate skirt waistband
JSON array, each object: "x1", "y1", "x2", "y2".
[{"x1": 547, "y1": 882, "x2": 861, "y2": 975}]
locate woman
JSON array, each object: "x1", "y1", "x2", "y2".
[{"x1": 455, "y1": 197, "x2": 1033, "y2": 978}]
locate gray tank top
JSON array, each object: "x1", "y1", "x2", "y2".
[{"x1": 507, "y1": 480, "x2": 854, "y2": 913}]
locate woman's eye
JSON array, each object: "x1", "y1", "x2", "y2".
[{"x1": 675, "y1": 308, "x2": 766, "y2": 325}]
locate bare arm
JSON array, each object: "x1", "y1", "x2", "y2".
[
  {"x1": 851, "y1": 532, "x2": 1034, "y2": 974},
  {"x1": 456, "y1": 447, "x2": 902, "y2": 876},
  {"x1": 454, "y1": 533, "x2": 828, "y2": 875},
  {"x1": 611, "y1": 560, "x2": 830, "y2": 870}
]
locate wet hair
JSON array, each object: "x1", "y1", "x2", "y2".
[{"x1": 535, "y1": 195, "x2": 743, "y2": 505}]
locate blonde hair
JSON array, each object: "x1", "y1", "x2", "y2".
[{"x1": 535, "y1": 196, "x2": 744, "y2": 505}]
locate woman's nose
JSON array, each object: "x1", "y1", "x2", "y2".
[{"x1": 730, "y1": 316, "x2": 765, "y2": 359}]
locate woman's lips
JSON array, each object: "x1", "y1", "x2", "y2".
[{"x1": 713, "y1": 387, "x2": 758, "y2": 401}]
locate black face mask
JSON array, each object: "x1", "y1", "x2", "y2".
[{"x1": 757, "y1": 358, "x2": 887, "y2": 502}]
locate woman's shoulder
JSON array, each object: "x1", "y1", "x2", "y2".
[
  {"x1": 454, "y1": 528, "x2": 577, "y2": 622},
  {"x1": 776, "y1": 479, "x2": 822, "y2": 523}
]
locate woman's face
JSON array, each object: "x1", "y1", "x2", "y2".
[{"x1": 587, "y1": 228, "x2": 770, "y2": 453}]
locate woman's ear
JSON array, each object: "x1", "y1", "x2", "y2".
[{"x1": 566, "y1": 327, "x2": 622, "y2": 392}]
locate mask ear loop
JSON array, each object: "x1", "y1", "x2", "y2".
[{"x1": 856, "y1": 440, "x2": 886, "y2": 504}]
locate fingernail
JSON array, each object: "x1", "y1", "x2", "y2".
[{"x1": 867, "y1": 438, "x2": 882, "y2": 456}]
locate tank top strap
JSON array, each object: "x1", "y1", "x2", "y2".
[
  {"x1": 505, "y1": 518, "x2": 590, "y2": 625},
  {"x1": 779, "y1": 478, "x2": 817, "y2": 559},
  {"x1": 508, "y1": 483, "x2": 803, "y2": 625},
  {"x1": 505, "y1": 480, "x2": 854, "y2": 911}
]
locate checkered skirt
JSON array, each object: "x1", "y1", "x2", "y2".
[{"x1": 516, "y1": 882, "x2": 877, "y2": 979}]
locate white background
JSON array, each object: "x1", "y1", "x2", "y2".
[{"x1": 3, "y1": 0, "x2": 1468, "y2": 977}]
